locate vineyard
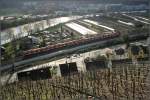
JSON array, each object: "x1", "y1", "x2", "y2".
[{"x1": 1, "y1": 63, "x2": 150, "y2": 100}]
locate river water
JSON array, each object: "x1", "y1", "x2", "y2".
[{"x1": 1, "y1": 16, "x2": 82, "y2": 45}]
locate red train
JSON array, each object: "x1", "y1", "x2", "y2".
[{"x1": 23, "y1": 32, "x2": 120, "y2": 59}]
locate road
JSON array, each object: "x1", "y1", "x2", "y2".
[
  {"x1": 0, "y1": 37, "x2": 120, "y2": 72},
  {"x1": 0, "y1": 38, "x2": 126, "y2": 85},
  {"x1": 1, "y1": 16, "x2": 82, "y2": 45},
  {"x1": 1, "y1": 33, "x2": 148, "y2": 72},
  {"x1": 0, "y1": 37, "x2": 147, "y2": 85}
]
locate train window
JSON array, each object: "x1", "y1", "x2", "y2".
[
  {"x1": 69, "y1": 41, "x2": 73, "y2": 45},
  {"x1": 75, "y1": 41, "x2": 79, "y2": 44},
  {"x1": 36, "y1": 48, "x2": 41, "y2": 52},
  {"x1": 32, "y1": 50, "x2": 37, "y2": 54},
  {"x1": 45, "y1": 47, "x2": 50, "y2": 51},
  {"x1": 50, "y1": 45, "x2": 54, "y2": 49},
  {"x1": 40, "y1": 48, "x2": 46, "y2": 52}
]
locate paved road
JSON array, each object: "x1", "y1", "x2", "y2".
[
  {"x1": 0, "y1": 37, "x2": 120, "y2": 72},
  {"x1": 1, "y1": 34, "x2": 148, "y2": 72},
  {"x1": 0, "y1": 37, "x2": 120, "y2": 85},
  {"x1": 0, "y1": 38, "x2": 147, "y2": 85},
  {"x1": 1, "y1": 16, "x2": 82, "y2": 45}
]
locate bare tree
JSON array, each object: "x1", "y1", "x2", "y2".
[{"x1": 6, "y1": 29, "x2": 18, "y2": 72}]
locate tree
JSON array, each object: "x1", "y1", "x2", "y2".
[
  {"x1": 39, "y1": 33, "x2": 46, "y2": 47},
  {"x1": 128, "y1": 45, "x2": 140, "y2": 66},
  {"x1": 148, "y1": 37, "x2": 150, "y2": 61},
  {"x1": 122, "y1": 34, "x2": 130, "y2": 49},
  {"x1": 5, "y1": 29, "x2": 18, "y2": 72},
  {"x1": 50, "y1": 66, "x2": 58, "y2": 78},
  {"x1": 5, "y1": 43, "x2": 14, "y2": 59},
  {"x1": 96, "y1": 55, "x2": 107, "y2": 61}
]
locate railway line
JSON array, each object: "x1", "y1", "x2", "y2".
[
  {"x1": 1, "y1": 31, "x2": 149, "y2": 73},
  {"x1": 22, "y1": 32, "x2": 120, "y2": 59},
  {"x1": 0, "y1": 34, "x2": 121, "y2": 73}
]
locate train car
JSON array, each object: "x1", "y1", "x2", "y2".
[{"x1": 23, "y1": 32, "x2": 120, "y2": 59}]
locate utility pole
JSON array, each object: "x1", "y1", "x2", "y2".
[
  {"x1": 0, "y1": 20, "x2": 2, "y2": 88},
  {"x1": 147, "y1": 2, "x2": 150, "y2": 61},
  {"x1": 148, "y1": 36, "x2": 150, "y2": 61},
  {"x1": 0, "y1": 47, "x2": 1, "y2": 86},
  {"x1": 148, "y1": 2, "x2": 150, "y2": 61}
]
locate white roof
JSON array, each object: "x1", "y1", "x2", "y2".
[
  {"x1": 122, "y1": 14, "x2": 150, "y2": 24},
  {"x1": 118, "y1": 20, "x2": 134, "y2": 26},
  {"x1": 66, "y1": 22, "x2": 97, "y2": 35},
  {"x1": 84, "y1": 19, "x2": 115, "y2": 32},
  {"x1": 137, "y1": 16, "x2": 150, "y2": 21}
]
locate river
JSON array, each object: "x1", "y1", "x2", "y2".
[{"x1": 1, "y1": 16, "x2": 82, "y2": 45}]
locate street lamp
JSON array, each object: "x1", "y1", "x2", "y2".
[
  {"x1": 148, "y1": 37, "x2": 150, "y2": 61},
  {"x1": 148, "y1": 7, "x2": 150, "y2": 61}
]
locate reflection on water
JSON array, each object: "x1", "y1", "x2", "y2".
[{"x1": 1, "y1": 16, "x2": 82, "y2": 45}]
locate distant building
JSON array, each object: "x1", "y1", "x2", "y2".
[
  {"x1": 21, "y1": 36, "x2": 41, "y2": 50},
  {"x1": 128, "y1": 43, "x2": 149, "y2": 59},
  {"x1": 17, "y1": 67, "x2": 52, "y2": 81},
  {"x1": 0, "y1": 16, "x2": 4, "y2": 20}
]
